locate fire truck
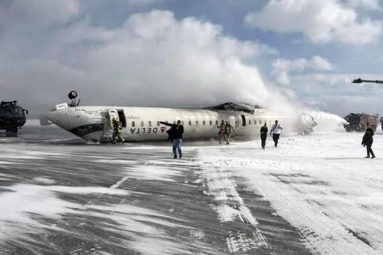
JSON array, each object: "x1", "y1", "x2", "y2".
[
  {"x1": 343, "y1": 113, "x2": 378, "y2": 132},
  {"x1": 352, "y1": 78, "x2": 383, "y2": 130},
  {"x1": 0, "y1": 100, "x2": 28, "y2": 137}
]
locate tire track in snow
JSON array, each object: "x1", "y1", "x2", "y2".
[
  {"x1": 250, "y1": 160, "x2": 382, "y2": 255},
  {"x1": 198, "y1": 148, "x2": 274, "y2": 254}
]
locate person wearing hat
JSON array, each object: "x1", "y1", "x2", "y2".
[
  {"x1": 224, "y1": 120, "x2": 234, "y2": 144},
  {"x1": 112, "y1": 117, "x2": 124, "y2": 144}
]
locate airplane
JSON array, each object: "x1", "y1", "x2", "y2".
[{"x1": 45, "y1": 91, "x2": 317, "y2": 143}]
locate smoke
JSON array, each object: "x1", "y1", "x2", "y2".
[
  {"x1": 0, "y1": 6, "x2": 347, "y2": 133},
  {"x1": 308, "y1": 111, "x2": 348, "y2": 133}
]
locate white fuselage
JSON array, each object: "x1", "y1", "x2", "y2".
[{"x1": 46, "y1": 103, "x2": 296, "y2": 142}]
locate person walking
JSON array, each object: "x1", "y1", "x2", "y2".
[
  {"x1": 260, "y1": 123, "x2": 268, "y2": 149},
  {"x1": 217, "y1": 120, "x2": 226, "y2": 144},
  {"x1": 270, "y1": 120, "x2": 283, "y2": 147},
  {"x1": 225, "y1": 120, "x2": 234, "y2": 144},
  {"x1": 112, "y1": 117, "x2": 124, "y2": 144},
  {"x1": 160, "y1": 120, "x2": 184, "y2": 158},
  {"x1": 361, "y1": 122, "x2": 375, "y2": 158}
]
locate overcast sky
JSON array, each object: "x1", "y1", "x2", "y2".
[{"x1": 1, "y1": 0, "x2": 383, "y2": 117}]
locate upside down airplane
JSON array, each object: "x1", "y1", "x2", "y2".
[{"x1": 45, "y1": 91, "x2": 317, "y2": 143}]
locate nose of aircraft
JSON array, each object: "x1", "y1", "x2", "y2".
[
  {"x1": 46, "y1": 108, "x2": 71, "y2": 130},
  {"x1": 45, "y1": 111, "x2": 58, "y2": 124}
]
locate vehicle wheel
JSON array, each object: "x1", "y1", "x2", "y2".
[
  {"x1": 5, "y1": 126, "x2": 18, "y2": 137},
  {"x1": 68, "y1": 90, "x2": 78, "y2": 100}
]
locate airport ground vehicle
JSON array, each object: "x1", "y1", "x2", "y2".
[
  {"x1": 352, "y1": 78, "x2": 383, "y2": 130},
  {"x1": 0, "y1": 100, "x2": 28, "y2": 137},
  {"x1": 343, "y1": 113, "x2": 378, "y2": 132}
]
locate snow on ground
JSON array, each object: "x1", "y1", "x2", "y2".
[
  {"x1": 0, "y1": 122, "x2": 382, "y2": 254},
  {"x1": 195, "y1": 130, "x2": 383, "y2": 254}
]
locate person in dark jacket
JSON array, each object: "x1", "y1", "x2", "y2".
[
  {"x1": 260, "y1": 123, "x2": 268, "y2": 149},
  {"x1": 361, "y1": 122, "x2": 375, "y2": 158},
  {"x1": 160, "y1": 120, "x2": 184, "y2": 158}
]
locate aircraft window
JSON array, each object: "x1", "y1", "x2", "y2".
[
  {"x1": 259, "y1": 120, "x2": 262, "y2": 125},
  {"x1": 141, "y1": 121, "x2": 144, "y2": 127},
  {"x1": 196, "y1": 120, "x2": 198, "y2": 126},
  {"x1": 203, "y1": 120, "x2": 206, "y2": 125},
  {"x1": 216, "y1": 120, "x2": 218, "y2": 126},
  {"x1": 209, "y1": 120, "x2": 212, "y2": 125},
  {"x1": 157, "y1": 121, "x2": 160, "y2": 126},
  {"x1": 148, "y1": 121, "x2": 152, "y2": 127},
  {"x1": 249, "y1": 120, "x2": 251, "y2": 125},
  {"x1": 188, "y1": 120, "x2": 192, "y2": 125},
  {"x1": 132, "y1": 121, "x2": 135, "y2": 127},
  {"x1": 235, "y1": 120, "x2": 238, "y2": 126}
]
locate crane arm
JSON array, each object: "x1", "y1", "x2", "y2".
[{"x1": 352, "y1": 78, "x2": 383, "y2": 84}]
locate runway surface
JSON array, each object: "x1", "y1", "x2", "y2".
[{"x1": 1, "y1": 122, "x2": 382, "y2": 255}]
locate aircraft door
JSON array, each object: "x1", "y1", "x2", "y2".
[
  {"x1": 241, "y1": 115, "x2": 246, "y2": 127},
  {"x1": 228, "y1": 116, "x2": 236, "y2": 127},
  {"x1": 106, "y1": 108, "x2": 119, "y2": 130},
  {"x1": 229, "y1": 116, "x2": 242, "y2": 128}
]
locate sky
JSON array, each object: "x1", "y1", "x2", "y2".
[{"x1": 1, "y1": 0, "x2": 383, "y2": 117}]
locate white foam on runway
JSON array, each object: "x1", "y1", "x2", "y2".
[
  {"x1": 1, "y1": 126, "x2": 383, "y2": 254},
  {"x1": 197, "y1": 132, "x2": 383, "y2": 255},
  {"x1": 124, "y1": 164, "x2": 183, "y2": 182}
]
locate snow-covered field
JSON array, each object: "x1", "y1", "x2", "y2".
[
  {"x1": 0, "y1": 121, "x2": 382, "y2": 254},
  {"x1": 198, "y1": 129, "x2": 383, "y2": 254}
]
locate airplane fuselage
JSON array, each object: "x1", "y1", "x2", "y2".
[{"x1": 46, "y1": 103, "x2": 298, "y2": 143}]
